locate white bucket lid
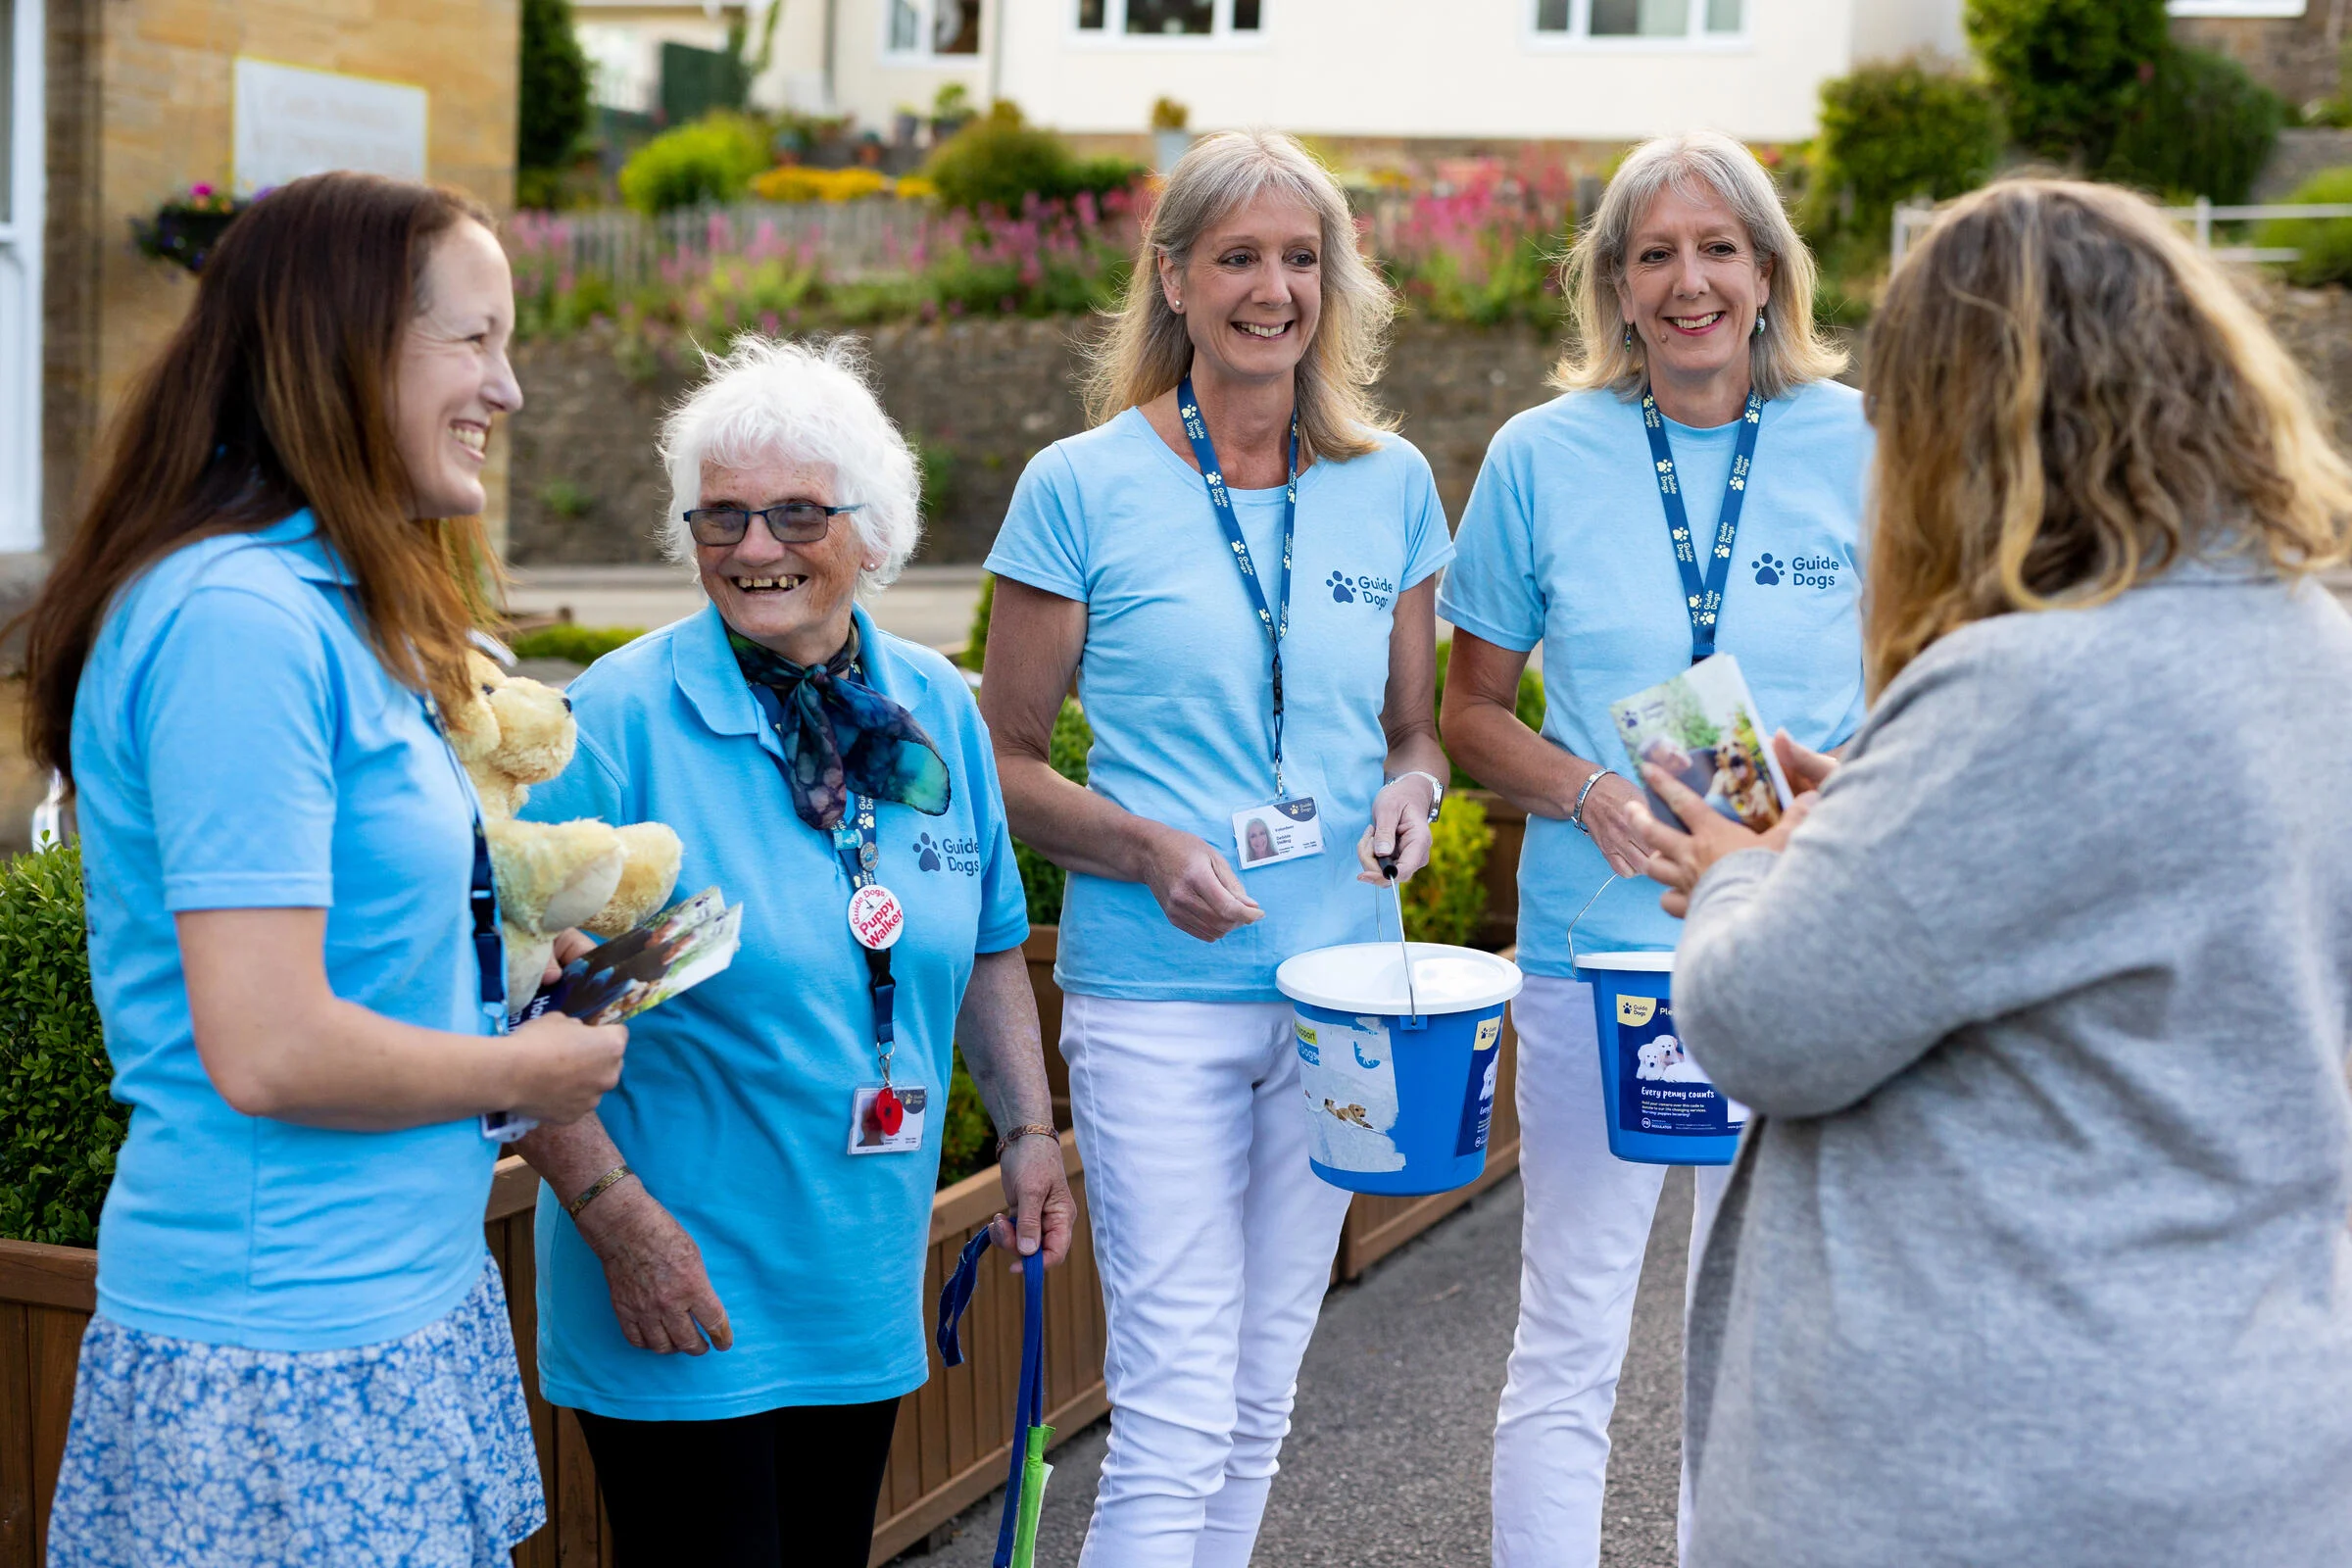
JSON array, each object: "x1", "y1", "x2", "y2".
[
  {"x1": 1574, "y1": 951, "x2": 1674, "y2": 973},
  {"x1": 1276, "y1": 942, "x2": 1524, "y2": 1015}
]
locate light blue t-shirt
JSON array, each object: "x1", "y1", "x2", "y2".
[
  {"x1": 985, "y1": 411, "x2": 1455, "y2": 1003},
  {"x1": 522, "y1": 603, "x2": 1028, "y2": 1418},
  {"x1": 73, "y1": 512, "x2": 498, "y2": 1351},
  {"x1": 1439, "y1": 382, "x2": 1871, "y2": 974}
]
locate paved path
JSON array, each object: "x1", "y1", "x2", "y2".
[{"x1": 900, "y1": 1167, "x2": 1695, "y2": 1568}]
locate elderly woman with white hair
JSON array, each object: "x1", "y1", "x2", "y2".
[
  {"x1": 514, "y1": 336, "x2": 1074, "y2": 1567},
  {"x1": 982, "y1": 130, "x2": 1452, "y2": 1566},
  {"x1": 1438, "y1": 130, "x2": 1870, "y2": 1566}
]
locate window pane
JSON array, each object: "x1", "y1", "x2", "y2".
[
  {"x1": 1125, "y1": 0, "x2": 1214, "y2": 33},
  {"x1": 1078, "y1": 0, "x2": 1105, "y2": 25},
  {"x1": 1705, "y1": 0, "x2": 1741, "y2": 30},
  {"x1": 1536, "y1": 0, "x2": 1570, "y2": 29},
  {"x1": 934, "y1": 0, "x2": 981, "y2": 52},
  {"x1": 1591, "y1": 0, "x2": 1690, "y2": 34},
  {"x1": 1233, "y1": 0, "x2": 1262, "y2": 28},
  {"x1": 890, "y1": 0, "x2": 920, "y2": 50}
]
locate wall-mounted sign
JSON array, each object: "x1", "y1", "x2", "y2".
[{"x1": 232, "y1": 58, "x2": 428, "y2": 196}]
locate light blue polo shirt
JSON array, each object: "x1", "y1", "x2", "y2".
[
  {"x1": 523, "y1": 603, "x2": 1027, "y2": 1418},
  {"x1": 73, "y1": 512, "x2": 497, "y2": 1351},
  {"x1": 985, "y1": 410, "x2": 1455, "y2": 1003},
  {"x1": 1440, "y1": 381, "x2": 1871, "y2": 974}
]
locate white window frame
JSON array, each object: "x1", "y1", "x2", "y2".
[
  {"x1": 1525, "y1": 0, "x2": 1751, "y2": 52},
  {"x1": 881, "y1": 0, "x2": 986, "y2": 64},
  {"x1": 2166, "y1": 0, "x2": 2306, "y2": 16},
  {"x1": 1068, "y1": 0, "x2": 1270, "y2": 52},
  {"x1": 0, "y1": 0, "x2": 43, "y2": 554}
]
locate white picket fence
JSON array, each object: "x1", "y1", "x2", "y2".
[
  {"x1": 1891, "y1": 195, "x2": 2352, "y2": 268},
  {"x1": 510, "y1": 200, "x2": 935, "y2": 285}
]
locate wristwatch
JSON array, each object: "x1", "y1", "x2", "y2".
[{"x1": 1387, "y1": 769, "x2": 1446, "y2": 823}]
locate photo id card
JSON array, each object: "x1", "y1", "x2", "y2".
[
  {"x1": 1232, "y1": 797, "x2": 1325, "y2": 869},
  {"x1": 848, "y1": 1084, "x2": 929, "y2": 1154}
]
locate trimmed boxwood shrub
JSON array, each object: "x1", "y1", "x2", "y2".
[
  {"x1": 0, "y1": 843, "x2": 122, "y2": 1248},
  {"x1": 2256, "y1": 168, "x2": 2352, "y2": 285},
  {"x1": 617, "y1": 114, "x2": 771, "y2": 216},
  {"x1": 1809, "y1": 57, "x2": 2005, "y2": 257},
  {"x1": 922, "y1": 101, "x2": 1145, "y2": 216},
  {"x1": 2103, "y1": 45, "x2": 2283, "y2": 205},
  {"x1": 1399, "y1": 794, "x2": 1493, "y2": 948}
]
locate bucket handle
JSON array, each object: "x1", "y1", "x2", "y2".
[{"x1": 1565, "y1": 874, "x2": 1618, "y2": 976}]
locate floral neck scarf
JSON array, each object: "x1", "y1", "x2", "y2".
[{"x1": 728, "y1": 625, "x2": 952, "y2": 831}]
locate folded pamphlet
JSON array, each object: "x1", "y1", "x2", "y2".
[{"x1": 1609, "y1": 654, "x2": 1794, "y2": 834}]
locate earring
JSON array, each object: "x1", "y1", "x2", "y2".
[
  {"x1": 1171, "y1": 298, "x2": 1184, "y2": 313},
  {"x1": 1753, "y1": 307, "x2": 1768, "y2": 337},
  {"x1": 1622, "y1": 322, "x2": 1636, "y2": 349}
]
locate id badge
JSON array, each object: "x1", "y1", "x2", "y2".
[
  {"x1": 1232, "y1": 796, "x2": 1325, "y2": 869},
  {"x1": 848, "y1": 1084, "x2": 928, "y2": 1154}
]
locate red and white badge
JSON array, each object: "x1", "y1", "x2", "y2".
[{"x1": 847, "y1": 884, "x2": 905, "y2": 951}]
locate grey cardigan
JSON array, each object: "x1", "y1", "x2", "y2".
[{"x1": 1677, "y1": 569, "x2": 2352, "y2": 1568}]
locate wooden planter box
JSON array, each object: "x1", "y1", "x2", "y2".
[{"x1": 1, "y1": 932, "x2": 1516, "y2": 1568}]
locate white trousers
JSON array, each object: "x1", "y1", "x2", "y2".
[
  {"x1": 1062, "y1": 992, "x2": 1355, "y2": 1568},
  {"x1": 1492, "y1": 974, "x2": 1730, "y2": 1568}
]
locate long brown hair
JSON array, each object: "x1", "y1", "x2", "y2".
[
  {"x1": 1863, "y1": 177, "x2": 2352, "y2": 695},
  {"x1": 20, "y1": 172, "x2": 504, "y2": 779}
]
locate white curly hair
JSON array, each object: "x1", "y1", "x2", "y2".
[{"x1": 658, "y1": 334, "x2": 922, "y2": 591}]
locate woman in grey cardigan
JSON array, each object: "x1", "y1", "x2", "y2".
[{"x1": 1636, "y1": 178, "x2": 2352, "y2": 1567}]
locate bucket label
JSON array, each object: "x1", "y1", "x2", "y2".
[
  {"x1": 1298, "y1": 1014, "x2": 1407, "y2": 1173},
  {"x1": 1614, "y1": 995, "x2": 1748, "y2": 1137},
  {"x1": 1454, "y1": 1015, "x2": 1503, "y2": 1156}
]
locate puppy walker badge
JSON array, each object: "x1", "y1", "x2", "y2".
[{"x1": 847, "y1": 882, "x2": 929, "y2": 1154}]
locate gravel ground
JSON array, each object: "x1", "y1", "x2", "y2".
[{"x1": 901, "y1": 1166, "x2": 1695, "y2": 1568}]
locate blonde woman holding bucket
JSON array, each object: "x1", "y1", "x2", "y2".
[
  {"x1": 981, "y1": 131, "x2": 1452, "y2": 1566},
  {"x1": 1439, "y1": 131, "x2": 1870, "y2": 1566}
]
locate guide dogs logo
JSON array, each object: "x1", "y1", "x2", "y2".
[
  {"x1": 1751, "y1": 553, "x2": 1841, "y2": 590},
  {"x1": 1325, "y1": 569, "x2": 1396, "y2": 610}
]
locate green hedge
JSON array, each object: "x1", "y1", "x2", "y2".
[
  {"x1": 617, "y1": 114, "x2": 771, "y2": 216},
  {"x1": 1809, "y1": 57, "x2": 2004, "y2": 258},
  {"x1": 2256, "y1": 168, "x2": 2352, "y2": 285},
  {"x1": 1966, "y1": 0, "x2": 2169, "y2": 169},
  {"x1": 508, "y1": 623, "x2": 647, "y2": 666},
  {"x1": 1398, "y1": 794, "x2": 1493, "y2": 948},
  {"x1": 921, "y1": 101, "x2": 1145, "y2": 215},
  {"x1": 2104, "y1": 45, "x2": 2283, "y2": 205},
  {"x1": 0, "y1": 843, "x2": 122, "y2": 1247}
]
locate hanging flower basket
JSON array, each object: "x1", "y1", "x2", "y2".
[{"x1": 131, "y1": 183, "x2": 250, "y2": 273}]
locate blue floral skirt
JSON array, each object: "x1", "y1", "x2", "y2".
[{"x1": 47, "y1": 1256, "x2": 545, "y2": 1568}]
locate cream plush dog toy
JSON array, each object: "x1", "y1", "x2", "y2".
[{"x1": 445, "y1": 650, "x2": 683, "y2": 1008}]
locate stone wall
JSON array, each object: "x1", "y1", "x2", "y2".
[
  {"x1": 506, "y1": 286, "x2": 2352, "y2": 569},
  {"x1": 508, "y1": 319, "x2": 1560, "y2": 565},
  {"x1": 2175, "y1": 8, "x2": 2346, "y2": 111}
]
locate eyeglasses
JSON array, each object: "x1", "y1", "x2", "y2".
[{"x1": 682, "y1": 500, "x2": 863, "y2": 547}]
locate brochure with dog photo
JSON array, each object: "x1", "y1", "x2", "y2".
[
  {"x1": 1609, "y1": 654, "x2": 1794, "y2": 834},
  {"x1": 520, "y1": 886, "x2": 743, "y2": 1027}
]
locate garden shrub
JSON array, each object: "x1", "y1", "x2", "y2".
[
  {"x1": 749, "y1": 166, "x2": 892, "y2": 204},
  {"x1": 1965, "y1": 0, "x2": 2169, "y2": 169},
  {"x1": 1808, "y1": 57, "x2": 2003, "y2": 257},
  {"x1": 509, "y1": 623, "x2": 646, "y2": 665},
  {"x1": 517, "y1": 0, "x2": 592, "y2": 188},
  {"x1": 0, "y1": 843, "x2": 122, "y2": 1248},
  {"x1": 922, "y1": 101, "x2": 1145, "y2": 215},
  {"x1": 2255, "y1": 168, "x2": 2352, "y2": 285},
  {"x1": 2103, "y1": 45, "x2": 2283, "y2": 204},
  {"x1": 617, "y1": 114, "x2": 771, "y2": 216},
  {"x1": 935, "y1": 1055, "x2": 995, "y2": 1189},
  {"x1": 1400, "y1": 794, "x2": 1493, "y2": 948}
]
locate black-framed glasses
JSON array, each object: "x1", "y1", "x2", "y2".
[{"x1": 682, "y1": 500, "x2": 863, "y2": 547}]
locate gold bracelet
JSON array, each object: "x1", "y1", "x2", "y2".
[
  {"x1": 995, "y1": 1124, "x2": 1058, "y2": 1158},
  {"x1": 564, "y1": 1163, "x2": 634, "y2": 1218}
]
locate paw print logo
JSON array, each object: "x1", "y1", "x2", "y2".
[
  {"x1": 912, "y1": 833, "x2": 943, "y2": 872},
  {"x1": 1326, "y1": 570, "x2": 1356, "y2": 604},
  {"x1": 1751, "y1": 554, "x2": 1784, "y2": 586}
]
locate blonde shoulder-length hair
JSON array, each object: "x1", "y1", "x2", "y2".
[
  {"x1": 1556, "y1": 129, "x2": 1844, "y2": 399},
  {"x1": 1083, "y1": 129, "x2": 1395, "y2": 462},
  {"x1": 1864, "y1": 176, "x2": 2352, "y2": 695}
]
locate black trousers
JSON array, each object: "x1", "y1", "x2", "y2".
[{"x1": 573, "y1": 1397, "x2": 901, "y2": 1567}]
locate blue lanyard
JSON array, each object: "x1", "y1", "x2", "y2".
[
  {"x1": 1642, "y1": 388, "x2": 1765, "y2": 663},
  {"x1": 747, "y1": 679, "x2": 898, "y2": 1084},
  {"x1": 938, "y1": 1233, "x2": 1047, "y2": 1567},
  {"x1": 1176, "y1": 374, "x2": 1299, "y2": 797},
  {"x1": 420, "y1": 694, "x2": 507, "y2": 1026}
]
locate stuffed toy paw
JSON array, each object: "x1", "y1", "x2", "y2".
[{"x1": 448, "y1": 650, "x2": 682, "y2": 1006}]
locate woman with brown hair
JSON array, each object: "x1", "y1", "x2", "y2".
[
  {"x1": 1638, "y1": 178, "x2": 2352, "y2": 1565},
  {"x1": 29, "y1": 172, "x2": 625, "y2": 1565}
]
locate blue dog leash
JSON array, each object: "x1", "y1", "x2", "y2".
[{"x1": 938, "y1": 1233, "x2": 1049, "y2": 1567}]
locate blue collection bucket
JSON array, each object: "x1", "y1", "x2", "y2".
[
  {"x1": 1574, "y1": 952, "x2": 1744, "y2": 1166},
  {"x1": 1275, "y1": 943, "x2": 1524, "y2": 1197}
]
